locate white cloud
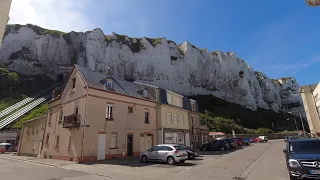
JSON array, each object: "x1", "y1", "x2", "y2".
[{"x1": 8, "y1": 0, "x2": 94, "y2": 32}]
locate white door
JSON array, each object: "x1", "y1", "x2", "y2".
[
  {"x1": 140, "y1": 134, "x2": 145, "y2": 152},
  {"x1": 146, "y1": 135, "x2": 153, "y2": 150},
  {"x1": 97, "y1": 134, "x2": 106, "y2": 160}
]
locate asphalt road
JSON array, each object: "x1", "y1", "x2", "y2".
[{"x1": 0, "y1": 140, "x2": 289, "y2": 180}]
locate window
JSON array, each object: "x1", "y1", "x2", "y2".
[
  {"x1": 111, "y1": 134, "x2": 118, "y2": 149},
  {"x1": 128, "y1": 107, "x2": 133, "y2": 113},
  {"x1": 32, "y1": 140, "x2": 36, "y2": 150},
  {"x1": 55, "y1": 135, "x2": 60, "y2": 148},
  {"x1": 72, "y1": 78, "x2": 76, "y2": 89},
  {"x1": 202, "y1": 135, "x2": 204, "y2": 143},
  {"x1": 194, "y1": 135, "x2": 198, "y2": 142},
  {"x1": 58, "y1": 109, "x2": 63, "y2": 124},
  {"x1": 176, "y1": 97, "x2": 182, "y2": 107},
  {"x1": 48, "y1": 113, "x2": 52, "y2": 124},
  {"x1": 190, "y1": 116, "x2": 194, "y2": 125},
  {"x1": 179, "y1": 115, "x2": 184, "y2": 125},
  {"x1": 191, "y1": 102, "x2": 196, "y2": 111},
  {"x1": 74, "y1": 105, "x2": 79, "y2": 115},
  {"x1": 163, "y1": 146, "x2": 173, "y2": 151},
  {"x1": 68, "y1": 136, "x2": 73, "y2": 150},
  {"x1": 143, "y1": 89, "x2": 148, "y2": 98},
  {"x1": 106, "y1": 105, "x2": 113, "y2": 120},
  {"x1": 106, "y1": 79, "x2": 113, "y2": 89},
  {"x1": 150, "y1": 146, "x2": 160, "y2": 152},
  {"x1": 45, "y1": 134, "x2": 50, "y2": 144},
  {"x1": 173, "y1": 114, "x2": 178, "y2": 124},
  {"x1": 167, "y1": 93, "x2": 172, "y2": 104},
  {"x1": 144, "y1": 111, "x2": 150, "y2": 124},
  {"x1": 166, "y1": 113, "x2": 172, "y2": 124}
]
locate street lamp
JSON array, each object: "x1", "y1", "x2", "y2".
[
  {"x1": 306, "y1": 0, "x2": 320, "y2": 7},
  {"x1": 286, "y1": 118, "x2": 299, "y2": 133},
  {"x1": 288, "y1": 111, "x2": 306, "y2": 137}
]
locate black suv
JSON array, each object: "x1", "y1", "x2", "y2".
[{"x1": 284, "y1": 139, "x2": 320, "y2": 179}]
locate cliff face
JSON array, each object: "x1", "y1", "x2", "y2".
[{"x1": 0, "y1": 24, "x2": 303, "y2": 113}]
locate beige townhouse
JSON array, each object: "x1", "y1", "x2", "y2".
[
  {"x1": 134, "y1": 82, "x2": 195, "y2": 146},
  {"x1": 42, "y1": 65, "x2": 157, "y2": 162},
  {"x1": 188, "y1": 99, "x2": 209, "y2": 149},
  {"x1": 300, "y1": 83, "x2": 320, "y2": 137},
  {"x1": 0, "y1": 0, "x2": 12, "y2": 46}
]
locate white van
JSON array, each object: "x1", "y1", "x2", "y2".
[{"x1": 258, "y1": 136, "x2": 268, "y2": 142}]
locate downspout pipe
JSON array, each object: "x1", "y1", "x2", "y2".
[{"x1": 80, "y1": 86, "x2": 89, "y2": 163}]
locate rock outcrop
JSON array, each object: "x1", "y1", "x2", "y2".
[{"x1": 0, "y1": 24, "x2": 303, "y2": 113}]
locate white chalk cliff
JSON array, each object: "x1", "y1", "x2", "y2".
[{"x1": 0, "y1": 24, "x2": 303, "y2": 113}]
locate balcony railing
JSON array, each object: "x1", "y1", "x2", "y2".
[{"x1": 63, "y1": 114, "x2": 81, "y2": 128}]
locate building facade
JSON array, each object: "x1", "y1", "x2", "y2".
[
  {"x1": 41, "y1": 65, "x2": 157, "y2": 162},
  {"x1": 300, "y1": 83, "x2": 320, "y2": 137},
  {"x1": 188, "y1": 99, "x2": 209, "y2": 149},
  {"x1": 134, "y1": 82, "x2": 204, "y2": 147},
  {"x1": 17, "y1": 116, "x2": 46, "y2": 157},
  {"x1": 0, "y1": 0, "x2": 12, "y2": 46}
]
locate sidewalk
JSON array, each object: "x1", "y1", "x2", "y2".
[{"x1": 0, "y1": 154, "x2": 76, "y2": 167}]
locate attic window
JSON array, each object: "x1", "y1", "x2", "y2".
[
  {"x1": 106, "y1": 79, "x2": 113, "y2": 89},
  {"x1": 143, "y1": 89, "x2": 148, "y2": 98}
]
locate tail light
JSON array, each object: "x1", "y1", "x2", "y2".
[{"x1": 174, "y1": 150, "x2": 179, "y2": 154}]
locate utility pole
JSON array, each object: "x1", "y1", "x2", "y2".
[{"x1": 299, "y1": 112, "x2": 306, "y2": 137}]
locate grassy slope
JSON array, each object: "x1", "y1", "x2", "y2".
[{"x1": 11, "y1": 103, "x2": 48, "y2": 129}]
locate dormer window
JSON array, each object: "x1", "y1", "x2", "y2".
[
  {"x1": 143, "y1": 89, "x2": 148, "y2": 98},
  {"x1": 106, "y1": 78, "x2": 114, "y2": 90}
]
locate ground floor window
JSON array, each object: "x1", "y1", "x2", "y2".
[{"x1": 111, "y1": 134, "x2": 118, "y2": 149}]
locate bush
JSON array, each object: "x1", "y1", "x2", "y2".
[{"x1": 254, "y1": 128, "x2": 274, "y2": 134}]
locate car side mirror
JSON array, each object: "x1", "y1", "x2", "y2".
[
  {"x1": 283, "y1": 149, "x2": 287, "y2": 154},
  {"x1": 149, "y1": 149, "x2": 152, "y2": 152}
]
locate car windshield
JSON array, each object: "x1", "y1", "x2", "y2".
[
  {"x1": 177, "y1": 144, "x2": 188, "y2": 149},
  {"x1": 290, "y1": 141, "x2": 320, "y2": 152}
]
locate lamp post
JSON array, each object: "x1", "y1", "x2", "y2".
[
  {"x1": 288, "y1": 111, "x2": 306, "y2": 137},
  {"x1": 286, "y1": 118, "x2": 299, "y2": 133}
]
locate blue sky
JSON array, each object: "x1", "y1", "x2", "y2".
[{"x1": 10, "y1": 0, "x2": 320, "y2": 85}]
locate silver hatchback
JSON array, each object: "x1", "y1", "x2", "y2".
[{"x1": 140, "y1": 144, "x2": 188, "y2": 165}]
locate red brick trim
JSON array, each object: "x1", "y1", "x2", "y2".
[
  {"x1": 143, "y1": 132, "x2": 153, "y2": 134},
  {"x1": 105, "y1": 153, "x2": 127, "y2": 159},
  {"x1": 98, "y1": 131, "x2": 106, "y2": 134},
  {"x1": 48, "y1": 155, "x2": 97, "y2": 162},
  {"x1": 133, "y1": 152, "x2": 140, "y2": 156},
  {"x1": 111, "y1": 132, "x2": 118, "y2": 134}
]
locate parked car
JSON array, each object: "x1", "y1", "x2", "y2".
[
  {"x1": 251, "y1": 137, "x2": 261, "y2": 143},
  {"x1": 225, "y1": 139, "x2": 237, "y2": 148},
  {"x1": 232, "y1": 138, "x2": 243, "y2": 147},
  {"x1": 140, "y1": 144, "x2": 188, "y2": 165},
  {"x1": 243, "y1": 137, "x2": 252, "y2": 145},
  {"x1": 200, "y1": 140, "x2": 230, "y2": 151},
  {"x1": 174, "y1": 143, "x2": 199, "y2": 160},
  {"x1": 259, "y1": 136, "x2": 268, "y2": 142},
  {"x1": 283, "y1": 139, "x2": 320, "y2": 180}
]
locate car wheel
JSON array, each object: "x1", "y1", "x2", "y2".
[
  {"x1": 179, "y1": 160, "x2": 185, "y2": 163},
  {"x1": 265, "y1": 140, "x2": 268, "y2": 142},
  {"x1": 202, "y1": 147, "x2": 207, "y2": 151},
  {"x1": 141, "y1": 155, "x2": 148, "y2": 163},
  {"x1": 289, "y1": 175, "x2": 297, "y2": 180},
  {"x1": 167, "y1": 156, "x2": 175, "y2": 165},
  {"x1": 188, "y1": 153, "x2": 194, "y2": 160},
  {"x1": 220, "y1": 146, "x2": 225, "y2": 151}
]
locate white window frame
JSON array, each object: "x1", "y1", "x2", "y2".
[
  {"x1": 173, "y1": 114, "x2": 178, "y2": 124},
  {"x1": 111, "y1": 134, "x2": 118, "y2": 149},
  {"x1": 191, "y1": 102, "x2": 196, "y2": 111},
  {"x1": 106, "y1": 104, "x2": 113, "y2": 120},
  {"x1": 167, "y1": 93, "x2": 172, "y2": 104},
  {"x1": 144, "y1": 111, "x2": 150, "y2": 124},
  {"x1": 143, "y1": 89, "x2": 148, "y2": 98},
  {"x1": 166, "y1": 112, "x2": 172, "y2": 124},
  {"x1": 180, "y1": 115, "x2": 184, "y2": 125},
  {"x1": 68, "y1": 135, "x2": 73, "y2": 150},
  {"x1": 176, "y1": 97, "x2": 182, "y2": 107},
  {"x1": 55, "y1": 135, "x2": 60, "y2": 148},
  {"x1": 58, "y1": 109, "x2": 63, "y2": 124},
  {"x1": 107, "y1": 79, "x2": 113, "y2": 89}
]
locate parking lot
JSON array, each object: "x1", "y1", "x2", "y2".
[{"x1": 0, "y1": 140, "x2": 289, "y2": 180}]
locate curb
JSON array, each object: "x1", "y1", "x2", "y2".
[{"x1": 1, "y1": 156, "x2": 61, "y2": 167}]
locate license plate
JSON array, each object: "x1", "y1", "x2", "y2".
[{"x1": 310, "y1": 170, "x2": 320, "y2": 174}]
